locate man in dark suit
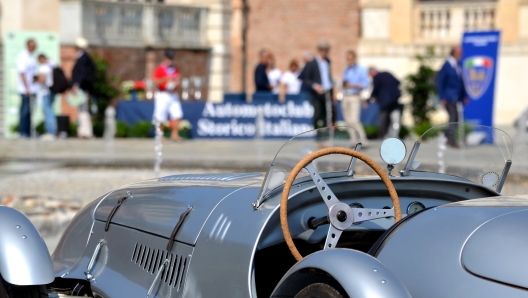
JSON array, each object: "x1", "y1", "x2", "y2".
[
  {"x1": 298, "y1": 41, "x2": 333, "y2": 136},
  {"x1": 254, "y1": 49, "x2": 272, "y2": 92},
  {"x1": 436, "y1": 45, "x2": 468, "y2": 147},
  {"x1": 369, "y1": 67, "x2": 401, "y2": 139},
  {"x1": 71, "y1": 37, "x2": 97, "y2": 138}
]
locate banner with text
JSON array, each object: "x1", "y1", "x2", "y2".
[
  {"x1": 194, "y1": 95, "x2": 314, "y2": 139},
  {"x1": 461, "y1": 30, "x2": 501, "y2": 142}
]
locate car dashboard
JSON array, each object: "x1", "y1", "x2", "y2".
[{"x1": 257, "y1": 175, "x2": 499, "y2": 250}]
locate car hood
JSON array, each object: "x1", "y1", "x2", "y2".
[
  {"x1": 93, "y1": 173, "x2": 263, "y2": 245},
  {"x1": 461, "y1": 207, "x2": 528, "y2": 289}
]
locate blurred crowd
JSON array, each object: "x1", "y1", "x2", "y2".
[
  {"x1": 15, "y1": 36, "x2": 468, "y2": 145},
  {"x1": 254, "y1": 41, "x2": 468, "y2": 147},
  {"x1": 254, "y1": 40, "x2": 402, "y2": 146},
  {"x1": 16, "y1": 37, "x2": 96, "y2": 140}
]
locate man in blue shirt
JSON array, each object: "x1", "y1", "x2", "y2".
[
  {"x1": 436, "y1": 45, "x2": 468, "y2": 147},
  {"x1": 342, "y1": 50, "x2": 369, "y2": 147}
]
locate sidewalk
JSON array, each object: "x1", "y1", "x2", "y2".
[{"x1": 0, "y1": 134, "x2": 526, "y2": 176}]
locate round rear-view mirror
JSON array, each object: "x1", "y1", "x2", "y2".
[{"x1": 379, "y1": 138, "x2": 407, "y2": 165}]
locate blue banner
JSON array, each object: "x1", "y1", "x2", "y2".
[
  {"x1": 195, "y1": 94, "x2": 314, "y2": 139},
  {"x1": 461, "y1": 31, "x2": 500, "y2": 141},
  {"x1": 115, "y1": 93, "x2": 381, "y2": 139}
]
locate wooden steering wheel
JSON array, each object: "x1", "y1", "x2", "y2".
[{"x1": 280, "y1": 147, "x2": 402, "y2": 261}]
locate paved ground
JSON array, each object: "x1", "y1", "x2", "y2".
[{"x1": 0, "y1": 128, "x2": 526, "y2": 175}]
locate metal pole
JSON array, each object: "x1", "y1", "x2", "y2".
[
  {"x1": 153, "y1": 120, "x2": 163, "y2": 177},
  {"x1": 325, "y1": 91, "x2": 334, "y2": 144},
  {"x1": 241, "y1": 0, "x2": 249, "y2": 95},
  {"x1": 457, "y1": 101, "x2": 464, "y2": 148}
]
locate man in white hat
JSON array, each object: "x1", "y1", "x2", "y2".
[{"x1": 71, "y1": 37, "x2": 96, "y2": 138}]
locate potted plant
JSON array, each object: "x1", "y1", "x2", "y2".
[{"x1": 404, "y1": 47, "x2": 437, "y2": 138}]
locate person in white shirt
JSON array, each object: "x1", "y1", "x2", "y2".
[
  {"x1": 279, "y1": 59, "x2": 302, "y2": 102},
  {"x1": 266, "y1": 54, "x2": 282, "y2": 94},
  {"x1": 16, "y1": 39, "x2": 38, "y2": 138},
  {"x1": 37, "y1": 54, "x2": 56, "y2": 140}
]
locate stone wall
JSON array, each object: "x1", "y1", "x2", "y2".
[{"x1": 230, "y1": 0, "x2": 361, "y2": 93}]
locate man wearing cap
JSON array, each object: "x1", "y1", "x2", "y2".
[
  {"x1": 152, "y1": 50, "x2": 183, "y2": 142},
  {"x1": 298, "y1": 41, "x2": 333, "y2": 136},
  {"x1": 16, "y1": 38, "x2": 38, "y2": 138},
  {"x1": 71, "y1": 37, "x2": 96, "y2": 138}
]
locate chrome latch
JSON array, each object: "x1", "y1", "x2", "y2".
[
  {"x1": 85, "y1": 239, "x2": 104, "y2": 281},
  {"x1": 146, "y1": 259, "x2": 169, "y2": 298}
]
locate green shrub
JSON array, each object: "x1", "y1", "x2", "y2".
[
  {"x1": 116, "y1": 121, "x2": 130, "y2": 138},
  {"x1": 69, "y1": 123, "x2": 78, "y2": 138},
  {"x1": 404, "y1": 47, "x2": 437, "y2": 127},
  {"x1": 130, "y1": 121, "x2": 153, "y2": 138},
  {"x1": 92, "y1": 54, "x2": 120, "y2": 124},
  {"x1": 35, "y1": 121, "x2": 45, "y2": 135},
  {"x1": 92, "y1": 121, "x2": 105, "y2": 138},
  {"x1": 10, "y1": 123, "x2": 19, "y2": 134},
  {"x1": 333, "y1": 126, "x2": 350, "y2": 140},
  {"x1": 413, "y1": 121, "x2": 435, "y2": 138},
  {"x1": 179, "y1": 126, "x2": 192, "y2": 139},
  {"x1": 364, "y1": 125, "x2": 379, "y2": 139},
  {"x1": 399, "y1": 125, "x2": 411, "y2": 140}
]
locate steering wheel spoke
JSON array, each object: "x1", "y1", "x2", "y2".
[
  {"x1": 351, "y1": 208, "x2": 395, "y2": 223},
  {"x1": 305, "y1": 163, "x2": 340, "y2": 209},
  {"x1": 324, "y1": 225, "x2": 342, "y2": 250}
]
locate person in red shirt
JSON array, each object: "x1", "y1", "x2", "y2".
[{"x1": 152, "y1": 50, "x2": 183, "y2": 141}]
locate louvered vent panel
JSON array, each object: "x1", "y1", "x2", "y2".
[
  {"x1": 131, "y1": 243, "x2": 190, "y2": 290},
  {"x1": 158, "y1": 173, "x2": 262, "y2": 182}
]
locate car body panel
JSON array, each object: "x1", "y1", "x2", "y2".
[
  {"x1": 462, "y1": 209, "x2": 528, "y2": 289},
  {"x1": 272, "y1": 249, "x2": 412, "y2": 298},
  {"x1": 0, "y1": 206, "x2": 54, "y2": 285},
  {"x1": 94, "y1": 175, "x2": 263, "y2": 246},
  {"x1": 376, "y1": 197, "x2": 528, "y2": 297},
  {"x1": 183, "y1": 185, "x2": 264, "y2": 298},
  {"x1": 52, "y1": 193, "x2": 107, "y2": 276},
  {"x1": 58, "y1": 219, "x2": 194, "y2": 297}
]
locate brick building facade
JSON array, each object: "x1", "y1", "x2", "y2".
[
  {"x1": 230, "y1": 0, "x2": 361, "y2": 93},
  {"x1": 60, "y1": 46, "x2": 210, "y2": 122}
]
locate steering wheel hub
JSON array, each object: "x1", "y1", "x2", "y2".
[
  {"x1": 336, "y1": 211, "x2": 347, "y2": 222},
  {"x1": 328, "y1": 203, "x2": 354, "y2": 230}
]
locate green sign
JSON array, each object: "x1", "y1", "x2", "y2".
[{"x1": 3, "y1": 31, "x2": 60, "y2": 137}]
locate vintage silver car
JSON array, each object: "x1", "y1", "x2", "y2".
[{"x1": 47, "y1": 123, "x2": 523, "y2": 298}]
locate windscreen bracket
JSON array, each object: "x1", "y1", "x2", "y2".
[
  {"x1": 347, "y1": 143, "x2": 362, "y2": 176},
  {"x1": 496, "y1": 160, "x2": 512, "y2": 193},
  {"x1": 401, "y1": 141, "x2": 420, "y2": 177}
]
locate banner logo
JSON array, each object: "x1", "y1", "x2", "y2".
[{"x1": 463, "y1": 56, "x2": 494, "y2": 99}]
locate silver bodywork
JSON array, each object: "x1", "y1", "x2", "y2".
[
  {"x1": 0, "y1": 206, "x2": 54, "y2": 285},
  {"x1": 49, "y1": 170, "x2": 509, "y2": 297},
  {"x1": 272, "y1": 249, "x2": 411, "y2": 297},
  {"x1": 375, "y1": 197, "x2": 528, "y2": 297},
  {"x1": 47, "y1": 123, "x2": 521, "y2": 297}
]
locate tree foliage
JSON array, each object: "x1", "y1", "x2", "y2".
[
  {"x1": 404, "y1": 48, "x2": 437, "y2": 126},
  {"x1": 91, "y1": 53, "x2": 120, "y2": 123}
]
